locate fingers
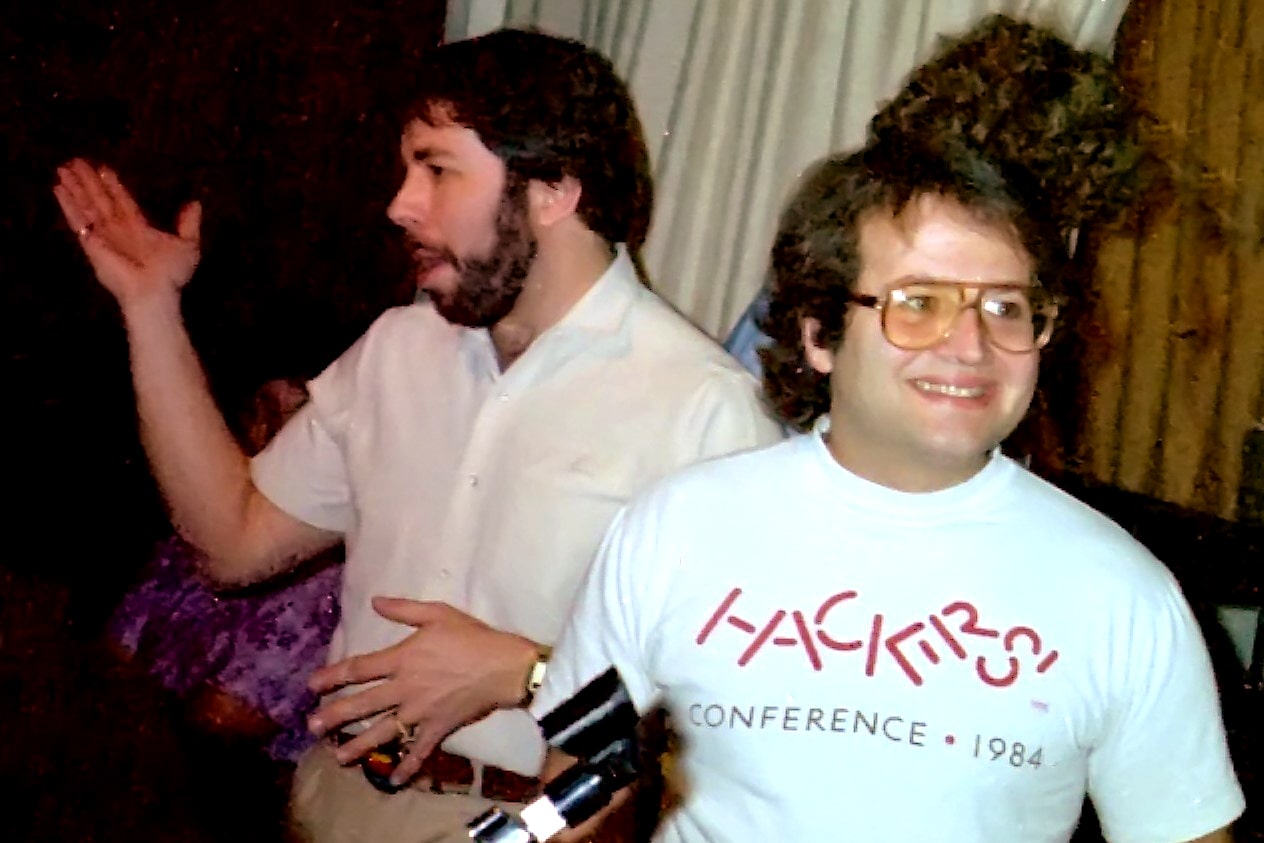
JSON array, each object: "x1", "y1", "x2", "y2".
[
  {"x1": 328, "y1": 711, "x2": 402, "y2": 764},
  {"x1": 371, "y1": 595, "x2": 453, "y2": 626},
  {"x1": 309, "y1": 646, "x2": 396, "y2": 694},
  {"x1": 386, "y1": 700, "x2": 449, "y2": 785},
  {"x1": 53, "y1": 163, "x2": 98, "y2": 234},
  {"x1": 60, "y1": 159, "x2": 118, "y2": 222},
  {"x1": 54, "y1": 160, "x2": 147, "y2": 247},
  {"x1": 52, "y1": 183, "x2": 91, "y2": 235},
  {"x1": 308, "y1": 680, "x2": 399, "y2": 741},
  {"x1": 99, "y1": 166, "x2": 144, "y2": 222},
  {"x1": 391, "y1": 734, "x2": 440, "y2": 786},
  {"x1": 390, "y1": 751, "x2": 427, "y2": 787},
  {"x1": 176, "y1": 200, "x2": 202, "y2": 242}
]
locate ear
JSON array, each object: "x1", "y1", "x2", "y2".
[
  {"x1": 528, "y1": 175, "x2": 582, "y2": 228},
  {"x1": 800, "y1": 317, "x2": 835, "y2": 375}
]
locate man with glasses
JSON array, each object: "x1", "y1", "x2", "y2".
[{"x1": 532, "y1": 135, "x2": 1243, "y2": 841}]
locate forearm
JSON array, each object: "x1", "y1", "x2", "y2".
[
  {"x1": 122, "y1": 293, "x2": 277, "y2": 580},
  {"x1": 53, "y1": 161, "x2": 319, "y2": 580}
]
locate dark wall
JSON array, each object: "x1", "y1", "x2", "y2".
[{"x1": 2, "y1": 0, "x2": 444, "y2": 613}]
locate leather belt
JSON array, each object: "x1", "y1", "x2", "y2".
[
  {"x1": 333, "y1": 730, "x2": 538, "y2": 803},
  {"x1": 409, "y1": 747, "x2": 539, "y2": 803}
]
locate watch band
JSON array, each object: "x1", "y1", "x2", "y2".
[{"x1": 521, "y1": 646, "x2": 552, "y2": 707}]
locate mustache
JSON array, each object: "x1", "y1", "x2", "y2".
[{"x1": 404, "y1": 236, "x2": 461, "y2": 271}]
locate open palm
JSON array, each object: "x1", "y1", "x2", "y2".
[{"x1": 53, "y1": 158, "x2": 202, "y2": 308}]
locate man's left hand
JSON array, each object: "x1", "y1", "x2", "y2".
[{"x1": 306, "y1": 597, "x2": 537, "y2": 785}]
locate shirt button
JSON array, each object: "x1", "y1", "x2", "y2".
[
  {"x1": 469, "y1": 474, "x2": 479, "y2": 487},
  {"x1": 498, "y1": 393, "x2": 510, "y2": 402},
  {"x1": 439, "y1": 569, "x2": 450, "y2": 579}
]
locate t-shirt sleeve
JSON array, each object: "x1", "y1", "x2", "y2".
[
  {"x1": 1087, "y1": 572, "x2": 1245, "y2": 843},
  {"x1": 531, "y1": 501, "x2": 665, "y2": 724},
  {"x1": 249, "y1": 333, "x2": 366, "y2": 534}
]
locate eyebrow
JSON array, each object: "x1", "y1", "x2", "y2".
[
  {"x1": 891, "y1": 275, "x2": 1037, "y2": 287},
  {"x1": 403, "y1": 144, "x2": 454, "y2": 162}
]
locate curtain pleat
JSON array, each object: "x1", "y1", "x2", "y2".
[{"x1": 446, "y1": 0, "x2": 1128, "y2": 337}]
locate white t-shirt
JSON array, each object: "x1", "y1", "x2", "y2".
[
  {"x1": 536, "y1": 426, "x2": 1245, "y2": 843},
  {"x1": 251, "y1": 250, "x2": 784, "y2": 774}
]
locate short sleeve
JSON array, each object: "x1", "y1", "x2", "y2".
[
  {"x1": 249, "y1": 335, "x2": 366, "y2": 533},
  {"x1": 531, "y1": 502, "x2": 666, "y2": 722},
  {"x1": 1088, "y1": 575, "x2": 1245, "y2": 843}
]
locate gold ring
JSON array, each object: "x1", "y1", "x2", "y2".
[
  {"x1": 76, "y1": 222, "x2": 94, "y2": 238},
  {"x1": 394, "y1": 717, "x2": 417, "y2": 745}
]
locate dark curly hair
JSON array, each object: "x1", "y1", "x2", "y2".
[
  {"x1": 870, "y1": 14, "x2": 1146, "y2": 233},
  {"x1": 760, "y1": 137, "x2": 1063, "y2": 430},
  {"x1": 760, "y1": 14, "x2": 1148, "y2": 432},
  {"x1": 403, "y1": 28, "x2": 653, "y2": 252}
]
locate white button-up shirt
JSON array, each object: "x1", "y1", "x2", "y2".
[{"x1": 251, "y1": 249, "x2": 784, "y2": 772}]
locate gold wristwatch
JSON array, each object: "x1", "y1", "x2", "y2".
[{"x1": 521, "y1": 646, "x2": 552, "y2": 707}]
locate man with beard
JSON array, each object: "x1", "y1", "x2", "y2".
[{"x1": 54, "y1": 29, "x2": 782, "y2": 842}]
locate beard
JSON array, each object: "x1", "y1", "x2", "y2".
[{"x1": 413, "y1": 176, "x2": 538, "y2": 328}]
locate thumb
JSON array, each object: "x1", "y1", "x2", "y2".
[
  {"x1": 176, "y1": 200, "x2": 202, "y2": 242},
  {"x1": 372, "y1": 595, "x2": 444, "y2": 627}
]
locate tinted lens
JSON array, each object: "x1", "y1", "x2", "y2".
[
  {"x1": 884, "y1": 284, "x2": 957, "y2": 349},
  {"x1": 982, "y1": 287, "x2": 1057, "y2": 351},
  {"x1": 980, "y1": 288, "x2": 1037, "y2": 351},
  {"x1": 881, "y1": 283, "x2": 1056, "y2": 352}
]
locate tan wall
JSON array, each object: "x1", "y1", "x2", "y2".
[{"x1": 1081, "y1": 0, "x2": 1263, "y2": 518}]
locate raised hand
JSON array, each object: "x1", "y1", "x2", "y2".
[
  {"x1": 306, "y1": 597, "x2": 538, "y2": 787},
  {"x1": 53, "y1": 158, "x2": 202, "y2": 310}
]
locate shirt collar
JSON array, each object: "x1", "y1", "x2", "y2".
[
  {"x1": 803, "y1": 415, "x2": 1014, "y2": 522},
  {"x1": 456, "y1": 244, "x2": 641, "y2": 375},
  {"x1": 546, "y1": 244, "x2": 641, "y2": 338}
]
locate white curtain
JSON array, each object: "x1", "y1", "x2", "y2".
[{"x1": 446, "y1": 0, "x2": 1130, "y2": 339}]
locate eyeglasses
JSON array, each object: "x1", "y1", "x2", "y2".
[{"x1": 848, "y1": 280, "x2": 1061, "y2": 353}]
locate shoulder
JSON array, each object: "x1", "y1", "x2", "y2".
[
  {"x1": 623, "y1": 287, "x2": 755, "y2": 380},
  {"x1": 296, "y1": 302, "x2": 467, "y2": 435},
  {"x1": 623, "y1": 435, "x2": 804, "y2": 524},
  {"x1": 313, "y1": 303, "x2": 457, "y2": 391},
  {"x1": 590, "y1": 438, "x2": 807, "y2": 609},
  {"x1": 1002, "y1": 465, "x2": 1186, "y2": 602},
  {"x1": 1005, "y1": 467, "x2": 1149, "y2": 553},
  {"x1": 355, "y1": 301, "x2": 455, "y2": 355},
  {"x1": 621, "y1": 288, "x2": 779, "y2": 425}
]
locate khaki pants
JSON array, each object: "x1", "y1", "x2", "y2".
[{"x1": 289, "y1": 743, "x2": 524, "y2": 843}]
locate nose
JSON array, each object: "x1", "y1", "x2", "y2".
[
  {"x1": 386, "y1": 167, "x2": 431, "y2": 231},
  {"x1": 938, "y1": 305, "x2": 989, "y2": 363}
]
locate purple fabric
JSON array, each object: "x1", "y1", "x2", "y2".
[{"x1": 109, "y1": 536, "x2": 342, "y2": 762}]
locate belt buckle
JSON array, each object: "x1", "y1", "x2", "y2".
[
  {"x1": 361, "y1": 738, "x2": 408, "y2": 795},
  {"x1": 333, "y1": 730, "x2": 408, "y2": 795}
]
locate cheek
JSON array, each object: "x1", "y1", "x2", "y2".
[
  {"x1": 830, "y1": 336, "x2": 915, "y2": 412},
  {"x1": 881, "y1": 343, "x2": 928, "y2": 384},
  {"x1": 440, "y1": 198, "x2": 493, "y2": 248},
  {"x1": 1004, "y1": 356, "x2": 1041, "y2": 407}
]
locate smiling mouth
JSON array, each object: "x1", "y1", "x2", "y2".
[{"x1": 913, "y1": 380, "x2": 987, "y2": 399}]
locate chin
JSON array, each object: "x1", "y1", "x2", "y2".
[{"x1": 919, "y1": 434, "x2": 1002, "y2": 468}]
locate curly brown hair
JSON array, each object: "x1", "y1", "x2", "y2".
[
  {"x1": 403, "y1": 28, "x2": 653, "y2": 253},
  {"x1": 759, "y1": 137, "x2": 1063, "y2": 430},
  {"x1": 760, "y1": 14, "x2": 1147, "y2": 432},
  {"x1": 870, "y1": 14, "x2": 1146, "y2": 233}
]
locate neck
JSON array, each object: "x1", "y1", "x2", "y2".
[
  {"x1": 821, "y1": 421, "x2": 991, "y2": 493},
  {"x1": 489, "y1": 231, "x2": 615, "y2": 370}
]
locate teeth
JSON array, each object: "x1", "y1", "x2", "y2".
[{"x1": 914, "y1": 380, "x2": 985, "y2": 398}]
